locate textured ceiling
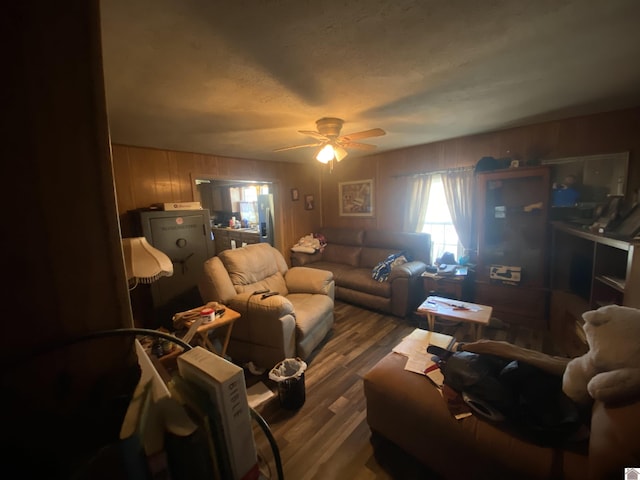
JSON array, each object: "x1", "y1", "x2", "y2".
[{"x1": 101, "y1": 0, "x2": 640, "y2": 163}]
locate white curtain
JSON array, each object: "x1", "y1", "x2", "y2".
[
  {"x1": 403, "y1": 175, "x2": 432, "y2": 232},
  {"x1": 441, "y1": 169, "x2": 475, "y2": 251}
]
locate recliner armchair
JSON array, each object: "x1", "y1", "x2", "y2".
[{"x1": 198, "y1": 243, "x2": 335, "y2": 369}]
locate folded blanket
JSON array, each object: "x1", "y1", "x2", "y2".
[
  {"x1": 291, "y1": 233, "x2": 321, "y2": 253},
  {"x1": 372, "y1": 252, "x2": 409, "y2": 282},
  {"x1": 291, "y1": 245, "x2": 316, "y2": 254}
]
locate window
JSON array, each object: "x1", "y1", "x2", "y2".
[
  {"x1": 421, "y1": 174, "x2": 463, "y2": 262},
  {"x1": 229, "y1": 184, "x2": 270, "y2": 225}
]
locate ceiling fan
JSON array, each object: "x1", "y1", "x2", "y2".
[{"x1": 274, "y1": 117, "x2": 385, "y2": 164}]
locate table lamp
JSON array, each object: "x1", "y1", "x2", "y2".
[{"x1": 121, "y1": 236, "x2": 173, "y2": 290}]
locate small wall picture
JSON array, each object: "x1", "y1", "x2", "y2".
[
  {"x1": 339, "y1": 179, "x2": 374, "y2": 216},
  {"x1": 291, "y1": 188, "x2": 299, "y2": 201},
  {"x1": 304, "y1": 194, "x2": 314, "y2": 210}
]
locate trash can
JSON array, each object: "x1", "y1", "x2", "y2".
[{"x1": 269, "y1": 358, "x2": 307, "y2": 410}]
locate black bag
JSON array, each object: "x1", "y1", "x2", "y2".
[
  {"x1": 474, "y1": 156, "x2": 511, "y2": 174},
  {"x1": 442, "y1": 352, "x2": 515, "y2": 417},
  {"x1": 441, "y1": 351, "x2": 585, "y2": 445}
]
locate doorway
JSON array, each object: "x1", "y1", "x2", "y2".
[{"x1": 193, "y1": 177, "x2": 277, "y2": 249}]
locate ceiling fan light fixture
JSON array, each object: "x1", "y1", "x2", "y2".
[
  {"x1": 316, "y1": 144, "x2": 335, "y2": 163},
  {"x1": 276, "y1": 117, "x2": 385, "y2": 166},
  {"x1": 334, "y1": 145, "x2": 348, "y2": 162}
]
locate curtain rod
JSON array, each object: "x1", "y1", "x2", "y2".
[{"x1": 391, "y1": 165, "x2": 475, "y2": 178}]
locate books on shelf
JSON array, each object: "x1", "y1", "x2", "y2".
[{"x1": 177, "y1": 346, "x2": 259, "y2": 480}]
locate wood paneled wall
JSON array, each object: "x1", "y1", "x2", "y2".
[
  {"x1": 8, "y1": 1, "x2": 138, "y2": 475},
  {"x1": 111, "y1": 144, "x2": 323, "y2": 254},
  {"x1": 113, "y1": 107, "x2": 640, "y2": 256},
  {"x1": 321, "y1": 107, "x2": 640, "y2": 231}
]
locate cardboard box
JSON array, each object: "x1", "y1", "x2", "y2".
[{"x1": 490, "y1": 265, "x2": 521, "y2": 283}]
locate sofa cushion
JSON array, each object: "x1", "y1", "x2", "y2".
[
  {"x1": 340, "y1": 268, "x2": 392, "y2": 297},
  {"x1": 360, "y1": 247, "x2": 402, "y2": 268},
  {"x1": 287, "y1": 293, "x2": 334, "y2": 337},
  {"x1": 307, "y1": 261, "x2": 392, "y2": 297},
  {"x1": 219, "y1": 243, "x2": 289, "y2": 294},
  {"x1": 305, "y1": 261, "x2": 353, "y2": 283},
  {"x1": 319, "y1": 227, "x2": 364, "y2": 246},
  {"x1": 287, "y1": 293, "x2": 334, "y2": 359},
  {"x1": 322, "y1": 244, "x2": 361, "y2": 267},
  {"x1": 364, "y1": 230, "x2": 431, "y2": 265}
]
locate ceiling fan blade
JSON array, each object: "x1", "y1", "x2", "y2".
[
  {"x1": 273, "y1": 142, "x2": 323, "y2": 152},
  {"x1": 341, "y1": 141, "x2": 378, "y2": 151},
  {"x1": 339, "y1": 128, "x2": 386, "y2": 142},
  {"x1": 298, "y1": 130, "x2": 329, "y2": 141}
]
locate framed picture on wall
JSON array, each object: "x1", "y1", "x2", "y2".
[
  {"x1": 339, "y1": 179, "x2": 374, "y2": 217},
  {"x1": 304, "y1": 194, "x2": 314, "y2": 210},
  {"x1": 291, "y1": 188, "x2": 299, "y2": 201}
]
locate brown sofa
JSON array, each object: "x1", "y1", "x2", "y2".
[
  {"x1": 364, "y1": 347, "x2": 640, "y2": 480},
  {"x1": 290, "y1": 227, "x2": 431, "y2": 317}
]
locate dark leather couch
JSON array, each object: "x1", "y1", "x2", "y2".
[{"x1": 290, "y1": 227, "x2": 431, "y2": 317}]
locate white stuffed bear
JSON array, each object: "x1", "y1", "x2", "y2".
[{"x1": 562, "y1": 304, "x2": 640, "y2": 405}]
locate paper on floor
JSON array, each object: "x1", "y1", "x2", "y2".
[{"x1": 247, "y1": 381, "x2": 275, "y2": 408}]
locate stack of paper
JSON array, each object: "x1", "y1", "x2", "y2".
[{"x1": 392, "y1": 329, "x2": 455, "y2": 388}]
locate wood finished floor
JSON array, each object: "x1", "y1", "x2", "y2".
[{"x1": 249, "y1": 301, "x2": 561, "y2": 480}]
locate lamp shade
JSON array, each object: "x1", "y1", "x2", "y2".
[
  {"x1": 122, "y1": 237, "x2": 173, "y2": 284},
  {"x1": 316, "y1": 143, "x2": 349, "y2": 164},
  {"x1": 316, "y1": 144, "x2": 334, "y2": 163}
]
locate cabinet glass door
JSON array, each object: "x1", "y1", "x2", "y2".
[{"x1": 477, "y1": 167, "x2": 550, "y2": 288}]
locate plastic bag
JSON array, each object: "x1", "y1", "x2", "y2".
[
  {"x1": 269, "y1": 358, "x2": 307, "y2": 409},
  {"x1": 269, "y1": 358, "x2": 307, "y2": 382}
]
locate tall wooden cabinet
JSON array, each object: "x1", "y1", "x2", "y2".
[{"x1": 474, "y1": 166, "x2": 551, "y2": 325}]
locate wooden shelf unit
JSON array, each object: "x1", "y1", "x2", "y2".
[
  {"x1": 549, "y1": 222, "x2": 640, "y2": 355},
  {"x1": 550, "y1": 222, "x2": 640, "y2": 309}
]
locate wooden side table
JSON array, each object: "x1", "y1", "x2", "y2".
[
  {"x1": 422, "y1": 271, "x2": 471, "y2": 301},
  {"x1": 184, "y1": 307, "x2": 241, "y2": 357},
  {"x1": 422, "y1": 275, "x2": 466, "y2": 300}
]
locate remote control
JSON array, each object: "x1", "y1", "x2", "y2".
[
  {"x1": 253, "y1": 288, "x2": 269, "y2": 295},
  {"x1": 261, "y1": 292, "x2": 279, "y2": 299}
]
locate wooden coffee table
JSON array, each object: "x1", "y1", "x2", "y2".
[{"x1": 416, "y1": 296, "x2": 492, "y2": 340}]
